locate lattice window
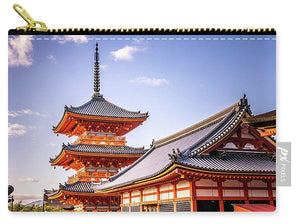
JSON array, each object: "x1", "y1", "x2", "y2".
[
  {"x1": 159, "y1": 202, "x2": 174, "y2": 212},
  {"x1": 176, "y1": 201, "x2": 191, "y2": 212},
  {"x1": 121, "y1": 206, "x2": 129, "y2": 212}
]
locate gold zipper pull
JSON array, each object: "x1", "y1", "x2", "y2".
[{"x1": 13, "y1": 4, "x2": 48, "y2": 32}]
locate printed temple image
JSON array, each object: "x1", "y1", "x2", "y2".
[{"x1": 8, "y1": 35, "x2": 276, "y2": 212}]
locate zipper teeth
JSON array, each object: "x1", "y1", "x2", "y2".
[{"x1": 10, "y1": 27, "x2": 276, "y2": 35}]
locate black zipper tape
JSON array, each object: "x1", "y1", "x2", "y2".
[{"x1": 8, "y1": 28, "x2": 276, "y2": 35}]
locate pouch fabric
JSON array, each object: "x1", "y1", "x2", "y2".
[{"x1": 8, "y1": 31, "x2": 276, "y2": 212}]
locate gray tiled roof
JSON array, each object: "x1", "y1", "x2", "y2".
[
  {"x1": 95, "y1": 119, "x2": 222, "y2": 190},
  {"x1": 65, "y1": 95, "x2": 148, "y2": 119},
  {"x1": 63, "y1": 143, "x2": 145, "y2": 154},
  {"x1": 50, "y1": 144, "x2": 146, "y2": 163},
  {"x1": 178, "y1": 152, "x2": 275, "y2": 173},
  {"x1": 60, "y1": 181, "x2": 94, "y2": 193}
]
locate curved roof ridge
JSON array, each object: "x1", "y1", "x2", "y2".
[
  {"x1": 65, "y1": 96, "x2": 149, "y2": 118},
  {"x1": 60, "y1": 181, "x2": 94, "y2": 193},
  {"x1": 181, "y1": 107, "x2": 237, "y2": 156},
  {"x1": 154, "y1": 102, "x2": 239, "y2": 147},
  {"x1": 49, "y1": 143, "x2": 146, "y2": 164},
  {"x1": 188, "y1": 103, "x2": 248, "y2": 157}
]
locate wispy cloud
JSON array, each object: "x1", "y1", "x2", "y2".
[
  {"x1": 129, "y1": 76, "x2": 169, "y2": 86},
  {"x1": 56, "y1": 35, "x2": 88, "y2": 44},
  {"x1": 47, "y1": 54, "x2": 57, "y2": 63},
  {"x1": 8, "y1": 109, "x2": 47, "y2": 118},
  {"x1": 100, "y1": 64, "x2": 108, "y2": 70},
  {"x1": 48, "y1": 142, "x2": 58, "y2": 147},
  {"x1": 8, "y1": 36, "x2": 33, "y2": 67},
  {"x1": 110, "y1": 45, "x2": 144, "y2": 61},
  {"x1": 8, "y1": 123, "x2": 26, "y2": 137},
  {"x1": 17, "y1": 177, "x2": 39, "y2": 183}
]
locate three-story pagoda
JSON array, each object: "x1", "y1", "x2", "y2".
[{"x1": 48, "y1": 43, "x2": 148, "y2": 211}]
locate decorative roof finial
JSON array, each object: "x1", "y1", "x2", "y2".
[{"x1": 92, "y1": 43, "x2": 101, "y2": 98}]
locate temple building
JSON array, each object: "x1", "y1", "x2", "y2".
[
  {"x1": 94, "y1": 96, "x2": 276, "y2": 212},
  {"x1": 48, "y1": 43, "x2": 148, "y2": 212},
  {"x1": 48, "y1": 43, "x2": 276, "y2": 212}
]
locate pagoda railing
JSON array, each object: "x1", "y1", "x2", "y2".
[
  {"x1": 67, "y1": 171, "x2": 117, "y2": 184},
  {"x1": 74, "y1": 131, "x2": 126, "y2": 146}
]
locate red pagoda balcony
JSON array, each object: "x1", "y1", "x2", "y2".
[
  {"x1": 74, "y1": 131, "x2": 127, "y2": 146},
  {"x1": 67, "y1": 170, "x2": 118, "y2": 184}
]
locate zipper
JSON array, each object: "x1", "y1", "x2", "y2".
[{"x1": 9, "y1": 4, "x2": 276, "y2": 35}]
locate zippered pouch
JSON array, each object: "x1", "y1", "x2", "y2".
[{"x1": 8, "y1": 4, "x2": 276, "y2": 212}]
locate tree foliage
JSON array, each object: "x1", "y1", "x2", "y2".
[{"x1": 8, "y1": 201, "x2": 64, "y2": 212}]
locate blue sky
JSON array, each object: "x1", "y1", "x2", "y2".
[{"x1": 8, "y1": 35, "x2": 275, "y2": 204}]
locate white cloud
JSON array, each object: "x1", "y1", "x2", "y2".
[
  {"x1": 17, "y1": 177, "x2": 39, "y2": 183},
  {"x1": 100, "y1": 64, "x2": 108, "y2": 70},
  {"x1": 8, "y1": 36, "x2": 33, "y2": 67},
  {"x1": 129, "y1": 76, "x2": 169, "y2": 86},
  {"x1": 56, "y1": 35, "x2": 88, "y2": 44},
  {"x1": 110, "y1": 45, "x2": 143, "y2": 61},
  {"x1": 48, "y1": 142, "x2": 58, "y2": 147},
  {"x1": 8, "y1": 123, "x2": 26, "y2": 137},
  {"x1": 47, "y1": 54, "x2": 57, "y2": 63},
  {"x1": 8, "y1": 109, "x2": 47, "y2": 118}
]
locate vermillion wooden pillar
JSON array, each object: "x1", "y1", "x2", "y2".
[
  {"x1": 189, "y1": 180, "x2": 197, "y2": 212},
  {"x1": 120, "y1": 193, "x2": 123, "y2": 206},
  {"x1": 243, "y1": 180, "x2": 250, "y2": 204},
  {"x1": 267, "y1": 181, "x2": 274, "y2": 206},
  {"x1": 129, "y1": 191, "x2": 132, "y2": 204},
  {"x1": 156, "y1": 186, "x2": 160, "y2": 212},
  {"x1": 139, "y1": 189, "x2": 143, "y2": 212},
  {"x1": 217, "y1": 180, "x2": 224, "y2": 212},
  {"x1": 173, "y1": 182, "x2": 177, "y2": 212}
]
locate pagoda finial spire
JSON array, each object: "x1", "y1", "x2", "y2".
[{"x1": 92, "y1": 43, "x2": 101, "y2": 98}]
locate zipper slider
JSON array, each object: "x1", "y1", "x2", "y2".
[{"x1": 13, "y1": 4, "x2": 48, "y2": 32}]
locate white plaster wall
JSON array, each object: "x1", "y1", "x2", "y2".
[
  {"x1": 177, "y1": 189, "x2": 190, "y2": 198},
  {"x1": 248, "y1": 180, "x2": 267, "y2": 188},
  {"x1": 248, "y1": 189, "x2": 268, "y2": 197},
  {"x1": 131, "y1": 197, "x2": 140, "y2": 203},
  {"x1": 143, "y1": 187, "x2": 157, "y2": 194},
  {"x1": 176, "y1": 180, "x2": 190, "y2": 189},
  {"x1": 222, "y1": 180, "x2": 243, "y2": 187},
  {"x1": 159, "y1": 183, "x2": 173, "y2": 191},
  {"x1": 131, "y1": 190, "x2": 140, "y2": 196},
  {"x1": 143, "y1": 194, "x2": 157, "y2": 202},
  {"x1": 195, "y1": 179, "x2": 217, "y2": 187},
  {"x1": 160, "y1": 192, "x2": 174, "y2": 200},
  {"x1": 196, "y1": 189, "x2": 218, "y2": 197},
  {"x1": 223, "y1": 189, "x2": 244, "y2": 197}
]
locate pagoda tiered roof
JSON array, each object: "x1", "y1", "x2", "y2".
[
  {"x1": 65, "y1": 95, "x2": 149, "y2": 119},
  {"x1": 50, "y1": 143, "x2": 146, "y2": 168},
  {"x1": 59, "y1": 181, "x2": 94, "y2": 193},
  {"x1": 52, "y1": 96, "x2": 148, "y2": 136},
  {"x1": 94, "y1": 96, "x2": 276, "y2": 192},
  {"x1": 47, "y1": 182, "x2": 94, "y2": 200},
  {"x1": 50, "y1": 143, "x2": 145, "y2": 162}
]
